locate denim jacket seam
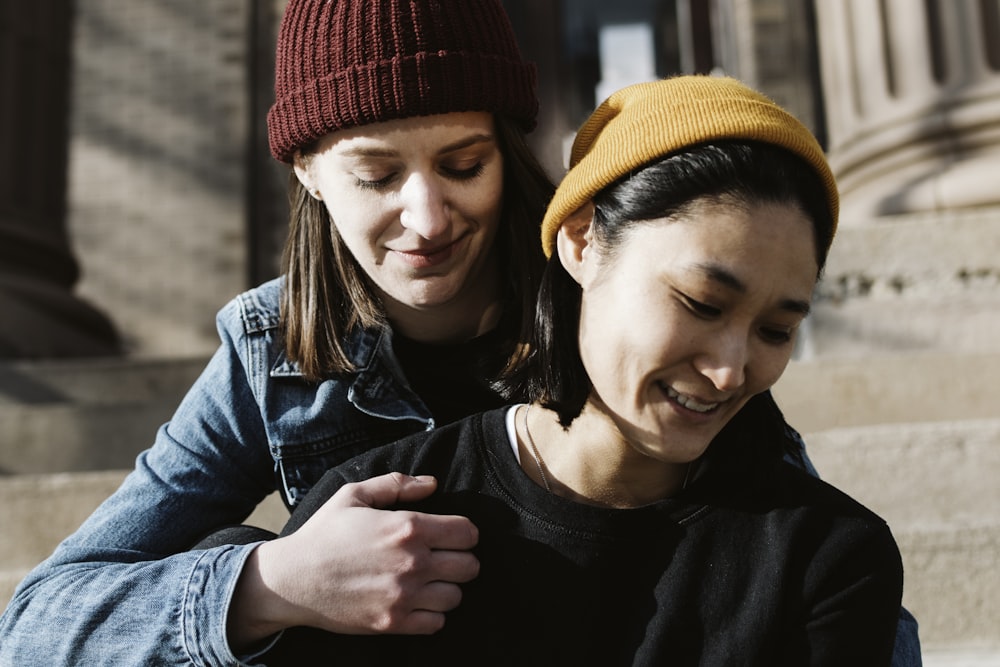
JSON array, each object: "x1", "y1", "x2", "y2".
[
  {"x1": 179, "y1": 547, "x2": 214, "y2": 666},
  {"x1": 234, "y1": 289, "x2": 280, "y2": 405}
]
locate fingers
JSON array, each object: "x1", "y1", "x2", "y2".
[
  {"x1": 424, "y1": 542, "x2": 480, "y2": 584},
  {"x1": 275, "y1": 473, "x2": 483, "y2": 635},
  {"x1": 334, "y1": 474, "x2": 480, "y2": 551},
  {"x1": 337, "y1": 472, "x2": 438, "y2": 510},
  {"x1": 388, "y1": 581, "x2": 467, "y2": 635},
  {"x1": 406, "y1": 510, "x2": 479, "y2": 552},
  {"x1": 393, "y1": 610, "x2": 447, "y2": 635}
]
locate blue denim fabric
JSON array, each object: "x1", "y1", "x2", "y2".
[
  {"x1": 893, "y1": 603, "x2": 924, "y2": 665},
  {"x1": 0, "y1": 278, "x2": 435, "y2": 665}
]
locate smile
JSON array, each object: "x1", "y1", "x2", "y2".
[
  {"x1": 392, "y1": 239, "x2": 459, "y2": 268},
  {"x1": 662, "y1": 385, "x2": 721, "y2": 413}
]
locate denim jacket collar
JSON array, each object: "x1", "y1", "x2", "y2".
[{"x1": 267, "y1": 321, "x2": 435, "y2": 428}]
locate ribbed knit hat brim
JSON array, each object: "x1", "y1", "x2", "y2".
[
  {"x1": 268, "y1": 0, "x2": 538, "y2": 163},
  {"x1": 541, "y1": 76, "x2": 839, "y2": 257}
]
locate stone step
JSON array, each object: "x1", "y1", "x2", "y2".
[
  {"x1": 801, "y1": 419, "x2": 1000, "y2": 652},
  {"x1": 0, "y1": 356, "x2": 209, "y2": 406},
  {"x1": 0, "y1": 470, "x2": 288, "y2": 606},
  {"x1": 922, "y1": 647, "x2": 1000, "y2": 667},
  {"x1": 0, "y1": 356, "x2": 207, "y2": 474},
  {"x1": 803, "y1": 208, "x2": 1000, "y2": 359},
  {"x1": 773, "y1": 350, "x2": 1000, "y2": 433}
]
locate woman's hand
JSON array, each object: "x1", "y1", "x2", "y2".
[{"x1": 227, "y1": 473, "x2": 479, "y2": 649}]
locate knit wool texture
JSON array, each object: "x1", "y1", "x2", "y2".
[
  {"x1": 541, "y1": 76, "x2": 839, "y2": 258},
  {"x1": 267, "y1": 0, "x2": 538, "y2": 163}
]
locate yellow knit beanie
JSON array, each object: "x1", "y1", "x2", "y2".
[{"x1": 540, "y1": 75, "x2": 839, "y2": 257}]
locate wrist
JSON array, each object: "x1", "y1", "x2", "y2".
[{"x1": 227, "y1": 541, "x2": 298, "y2": 651}]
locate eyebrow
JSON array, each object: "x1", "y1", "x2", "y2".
[
  {"x1": 338, "y1": 133, "x2": 496, "y2": 159},
  {"x1": 692, "y1": 262, "x2": 812, "y2": 316}
]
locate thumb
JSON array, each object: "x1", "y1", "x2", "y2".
[{"x1": 339, "y1": 472, "x2": 438, "y2": 510}]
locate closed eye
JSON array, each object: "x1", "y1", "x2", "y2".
[
  {"x1": 442, "y1": 162, "x2": 485, "y2": 181},
  {"x1": 682, "y1": 294, "x2": 721, "y2": 318},
  {"x1": 759, "y1": 326, "x2": 794, "y2": 345},
  {"x1": 355, "y1": 173, "x2": 397, "y2": 190}
]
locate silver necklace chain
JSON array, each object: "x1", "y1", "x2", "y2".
[{"x1": 522, "y1": 404, "x2": 552, "y2": 493}]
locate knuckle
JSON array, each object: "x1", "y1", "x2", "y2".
[
  {"x1": 370, "y1": 611, "x2": 397, "y2": 633},
  {"x1": 372, "y1": 589, "x2": 410, "y2": 633},
  {"x1": 391, "y1": 513, "x2": 423, "y2": 544}
]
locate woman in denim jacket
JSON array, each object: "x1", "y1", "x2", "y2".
[
  {"x1": 0, "y1": 1, "x2": 920, "y2": 665},
  {"x1": 1, "y1": 0, "x2": 550, "y2": 663}
]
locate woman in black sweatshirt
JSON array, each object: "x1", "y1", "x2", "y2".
[{"x1": 260, "y1": 75, "x2": 904, "y2": 666}]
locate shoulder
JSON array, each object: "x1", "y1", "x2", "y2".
[
  {"x1": 227, "y1": 276, "x2": 284, "y2": 335},
  {"x1": 700, "y1": 461, "x2": 901, "y2": 563},
  {"x1": 767, "y1": 463, "x2": 902, "y2": 569},
  {"x1": 773, "y1": 462, "x2": 885, "y2": 521},
  {"x1": 211, "y1": 276, "x2": 283, "y2": 343}
]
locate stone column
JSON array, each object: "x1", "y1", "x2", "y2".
[
  {"x1": 803, "y1": 0, "x2": 1000, "y2": 360},
  {"x1": 0, "y1": 1, "x2": 119, "y2": 358},
  {"x1": 714, "y1": 0, "x2": 824, "y2": 142},
  {"x1": 814, "y1": 0, "x2": 1000, "y2": 222}
]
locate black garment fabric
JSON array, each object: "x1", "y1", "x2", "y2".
[
  {"x1": 265, "y1": 408, "x2": 903, "y2": 666},
  {"x1": 390, "y1": 323, "x2": 512, "y2": 427}
]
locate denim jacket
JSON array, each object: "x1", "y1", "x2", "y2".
[
  {"x1": 0, "y1": 278, "x2": 443, "y2": 666},
  {"x1": 0, "y1": 277, "x2": 921, "y2": 665}
]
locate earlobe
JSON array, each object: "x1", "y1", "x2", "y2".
[
  {"x1": 556, "y1": 202, "x2": 595, "y2": 285},
  {"x1": 292, "y1": 153, "x2": 323, "y2": 200}
]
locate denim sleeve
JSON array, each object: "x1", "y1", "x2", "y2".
[{"x1": 0, "y1": 305, "x2": 278, "y2": 665}]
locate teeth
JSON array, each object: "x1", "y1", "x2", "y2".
[{"x1": 665, "y1": 386, "x2": 719, "y2": 413}]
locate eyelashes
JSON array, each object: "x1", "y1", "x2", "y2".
[
  {"x1": 680, "y1": 292, "x2": 797, "y2": 345},
  {"x1": 355, "y1": 162, "x2": 486, "y2": 191}
]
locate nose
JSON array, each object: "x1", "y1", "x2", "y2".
[
  {"x1": 399, "y1": 172, "x2": 450, "y2": 239},
  {"x1": 693, "y1": 332, "x2": 748, "y2": 392}
]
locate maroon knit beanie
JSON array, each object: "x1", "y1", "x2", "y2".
[{"x1": 267, "y1": 0, "x2": 539, "y2": 163}]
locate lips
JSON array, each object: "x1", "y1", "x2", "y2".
[
  {"x1": 392, "y1": 239, "x2": 459, "y2": 268},
  {"x1": 661, "y1": 384, "x2": 721, "y2": 413}
]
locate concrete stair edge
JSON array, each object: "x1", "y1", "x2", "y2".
[{"x1": 773, "y1": 350, "x2": 1000, "y2": 433}]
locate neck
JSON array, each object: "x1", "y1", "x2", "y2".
[
  {"x1": 390, "y1": 299, "x2": 504, "y2": 343},
  {"x1": 522, "y1": 402, "x2": 690, "y2": 509},
  {"x1": 385, "y1": 256, "x2": 504, "y2": 343}
]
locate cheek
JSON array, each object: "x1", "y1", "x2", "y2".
[
  {"x1": 467, "y1": 170, "x2": 505, "y2": 222},
  {"x1": 576, "y1": 295, "x2": 614, "y2": 383},
  {"x1": 326, "y1": 201, "x2": 388, "y2": 252},
  {"x1": 750, "y1": 345, "x2": 796, "y2": 393},
  {"x1": 576, "y1": 290, "x2": 641, "y2": 385}
]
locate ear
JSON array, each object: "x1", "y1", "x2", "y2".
[
  {"x1": 556, "y1": 201, "x2": 595, "y2": 285},
  {"x1": 292, "y1": 152, "x2": 323, "y2": 201}
]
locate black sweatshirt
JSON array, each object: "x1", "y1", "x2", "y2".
[{"x1": 265, "y1": 407, "x2": 903, "y2": 666}]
